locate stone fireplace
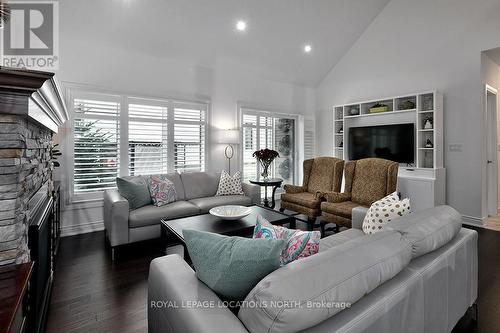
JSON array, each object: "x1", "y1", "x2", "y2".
[{"x1": 0, "y1": 68, "x2": 68, "y2": 266}]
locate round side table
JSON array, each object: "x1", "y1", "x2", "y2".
[{"x1": 249, "y1": 178, "x2": 283, "y2": 209}]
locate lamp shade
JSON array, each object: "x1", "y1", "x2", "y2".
[{"x1": 217, "y1": 129, "x2": 240, "y2": 144}]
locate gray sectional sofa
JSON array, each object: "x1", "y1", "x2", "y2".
[
  {"x1": 148, "y1": 205, "x2": 477, "y2": 333},
  {"x1": 103, "y1": 171, "x2": 261, "y2": 257}
]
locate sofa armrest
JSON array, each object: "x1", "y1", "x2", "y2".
[
  {"x1": 283, "y1": 184, "x2": 306, "y2": 194},
  {"x1": 148, "y1": 255, "x2": 249, "y2": 333},
  {"x1": 351, "y1": 206, "x2": 369, "y2": 230},
  {"x1": 324, "y1": 192, "x2": 351, "y2": 203},
  {"x1": 242, "y1": 182, "x2": 261, "y2": 205},
  {"x1": 103, "y1": 189, "x2": 129, "y2": 247}
]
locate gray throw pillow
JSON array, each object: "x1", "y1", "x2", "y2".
[
  {"x1": 116, "y1": 177, "x2": 152, "y2": 210},
  {"x1": 183, "y1": 229, "x2": 285, "y2": 301}
]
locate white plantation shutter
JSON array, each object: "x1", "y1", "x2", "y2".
[
  {"x1": 241, "y1": 110, "x2": 275, "y2": 182},
  {"x1": 128, "y1": 102, "x2": 169, "y2": 175},
  {"x1": 304, "y1": 117, "x2": 316, "y2": 159},
  {"x1": 73, "y1": 98, "x2": 120, "y2": 193},
  {"x1": 242, "y1": 116, "x2": 258, "y2": 181},
  {"x1": 173, "y1": 102, "x2": 206, "y2": 172},
  {"x1": 259, "y1": 116, "x2": 273, "y2": 150}
]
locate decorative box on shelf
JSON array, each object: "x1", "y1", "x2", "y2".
[{"x1": 369, "y1": 104, "x2": 389, "y2": 113}]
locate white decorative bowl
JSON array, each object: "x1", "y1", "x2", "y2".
[{"x1": 209, "y1": 205, "x2": 252, "y2": 220}]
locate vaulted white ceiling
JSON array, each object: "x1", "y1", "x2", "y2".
[{"x1": 61, "y1": 0, "x2": 390, "y2": 87}]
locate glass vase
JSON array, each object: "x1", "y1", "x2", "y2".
[{"x1": 261, "y1": 163, "x2": 270, "y2": 181}]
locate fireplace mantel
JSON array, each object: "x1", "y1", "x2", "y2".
[
  {"x1": 0, "y1": 67, "x2": 68, "y2": 132},
  {"x1": 0, "y1": 67, "x2": 66, "y2": 266}
]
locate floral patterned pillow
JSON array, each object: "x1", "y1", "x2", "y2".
[
  {"x1": 253, "y1": 215, "x2": 320, "y2": 265},
  {"x1": 148, "y1": 175, "x2": 177, "y2": 207}
]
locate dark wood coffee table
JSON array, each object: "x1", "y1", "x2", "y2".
[{"x1": 160, "y1": 205, "x2": 295, "y2": 263}]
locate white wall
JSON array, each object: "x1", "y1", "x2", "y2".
[
  {"x1": 56, "y1": 25, "x2": 315, "y2": 236},
  {"x1": 316, "y1": 0, "x2": 500, "y2": 223}
]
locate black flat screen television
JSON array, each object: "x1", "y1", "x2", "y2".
[{"x1": 348, "y1": 123, "x2": 415, "y2": 163}]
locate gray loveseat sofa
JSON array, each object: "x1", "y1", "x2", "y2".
[
  {"x1": 148, "y1": 205, "x2": 477, "y2": 333},
  {"x1": 103, "y1": 171, "x2": 261, "y2": 257}
]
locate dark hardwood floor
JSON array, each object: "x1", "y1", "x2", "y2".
[
  {"x1": 46, "y1": 233, "x2": 162, "y2": 332},
  {"x1": 452, "y1": 225, "x2": 500, "y2": 333},
  {"x1": 46, "y1": 223, "x2": 500, "y2": 333}
]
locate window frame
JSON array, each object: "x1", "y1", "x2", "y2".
[{"x1": 64, "y1": 84, "x2": 210, "y2": 203}]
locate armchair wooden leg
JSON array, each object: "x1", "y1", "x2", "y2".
[
  {"x1": 307, "y1": 217, "x2": 315, "y2": 231},
  {"x1": 320, "y1": 222, "x2": 325, "y2": 238},
  {"x1": 335, "y1": 224, "x2": 340, "y2": 233},
  {"x1": 471, "y1": 302, "x2": 478, "y2": 322}
]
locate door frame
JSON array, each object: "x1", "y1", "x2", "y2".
[
  {"x1": 485, "y1": 84, "x2": 499, "y2": 217},
  {"x1": 237, "y1": 103, "x2": 301, "y2": 185}
]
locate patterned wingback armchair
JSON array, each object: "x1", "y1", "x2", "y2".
[
  {"x1": 280, "y1": 157, "x2": 344, "y2": 230},
  {"x1": 320, "y1": 158, "x2": 398, "y2": 234}
]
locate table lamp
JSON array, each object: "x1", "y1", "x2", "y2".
[{"x1": 217, "y1": 129, "x2": 240, "y2": 174}]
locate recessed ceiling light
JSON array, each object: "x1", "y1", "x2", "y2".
[
  {"x1": 304, "y1": 44, "x2": 312, "y2": 53},
  {"x1": 236, "y1": 20, "x2": 247, "y2": 31}
]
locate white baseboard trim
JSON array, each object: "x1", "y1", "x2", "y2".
[
  {"x1": 461, "y1": 215, "x2": 486, "y2": 227},
  {"x1": 61, "y1": 220, "x2": 104, "y2": 237},
  {"x1": 58, "y1": 214, "x2": 489, "y2": 237}
]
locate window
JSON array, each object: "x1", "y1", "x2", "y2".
[
  {"x1": 128, "y1": 101, "x2": 169, "y2": 176},
  {"x1": 304, "y1": 117, "x2": 316, "y2": 160},
  {"x1": 173, "y1": 102, "x2": 206, "y2": 172},
  {"x1": 70, "y1": 89, "x2": 208, "y2": 197},
  {"x1": 241, "y1": 108, "x2": 297, "y2": 185},
  {"x1": 242, "y1": 114, "x2": 258, "y2": 181},
  {"x1": 73, "y1": 97, "x2": 120, "y2": 193}
]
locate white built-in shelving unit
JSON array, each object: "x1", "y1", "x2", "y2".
[{"x1": 332, "y1": 91, "x2": 445, "y2": 211}]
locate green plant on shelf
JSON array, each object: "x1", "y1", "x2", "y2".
[{"x1": 50, "y1": 143, "x2": 61, "y2": 168}]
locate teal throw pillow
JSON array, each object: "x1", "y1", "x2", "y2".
[
  {"x1": 116, "y1": 177, "x2": 152, "y2": 210},
  {"x1": 183, "y1": 229, "x2": 285, "y2": 301}
]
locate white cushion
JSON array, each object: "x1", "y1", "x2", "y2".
[
  {"x1": 216, "y1": 170, "x2": 244, "y2": 196},
  {"x1": 362, "y1": 192, "x2": 411, "y2": 234}
]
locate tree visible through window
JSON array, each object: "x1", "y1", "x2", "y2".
[{"x1": 73, "y1": 98, "x2": 119, "y2": 193}]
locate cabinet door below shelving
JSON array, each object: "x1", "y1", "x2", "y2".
[{"x1": 397, "y1": 177, "x2": 435, "y2": 212}]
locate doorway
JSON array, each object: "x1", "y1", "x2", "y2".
[{"x1": 486, "y1": 84, "x2": 499, "y2": 217}]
